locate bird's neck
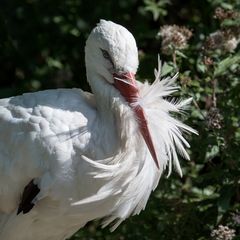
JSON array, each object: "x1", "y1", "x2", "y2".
[
  {"x1": 87, "y1": 71, "x2": 135, "y2": 158},
  {"x1": 89, "y1": 74, "x2": 115, "y2": 116}
]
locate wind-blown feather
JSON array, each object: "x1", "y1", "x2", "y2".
[{"x1": 72, "y1": 57, "x2": 197, "y2": 230}]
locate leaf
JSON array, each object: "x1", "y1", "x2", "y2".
[
  {"x1": 70, "y1": 28, "x2": 80, "y2": 37},
  {"x1": 175, "y1": 50, "x2": 187, "y2": 59},
  {"x1": 217, "y1": 185, "x2": 235, "y2": 222},
  {"x1": 197, "y1": 63, "x2": 206, "y2": 74},
  {"x1": 144, "y1": 0, "x2": 170, "y2": 21},
  {"x1": 161, "y1": 62, "x2": 174, "y2": 77},
  {"x1": 214, "y1": 55, "x2": 240, "y2": 77},
  {"x1": 206, "y1": 145, "x2": 219, "y2": 160},
  {"x1": 221, "y1": 2, "x2": 234, "y2": 10},
  {"x1": 47, "y1": 57, "x2": 63, "y2": 69},
  {"x1": 221, "y1": 18, "x2": 240, "y2": 27}
]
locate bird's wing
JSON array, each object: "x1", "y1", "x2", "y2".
[{"x1": 0, "y1": 88, "x2": 96, "y2": 213}]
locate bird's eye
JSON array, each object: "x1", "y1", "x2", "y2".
[
  {"x1": 101, "y1": 49, "x2": 111, "y2": 59},
  {"x1": 100, "y1": 49, "x2": 114, "y2": 67}
]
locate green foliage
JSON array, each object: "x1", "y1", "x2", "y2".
[
  {"x1": 0, "y1": 0, "x2": 239, "y2": 239},
  {"x1": 143, "y1": 0, "x2": 170, "y2": 21},
  {"x1": 214, "y1": 56, "x2": 240, "y2": 77}
]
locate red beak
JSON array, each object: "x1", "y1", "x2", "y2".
[{"x1": 113, "y1": 72, "x2": 159, "y2": 169}]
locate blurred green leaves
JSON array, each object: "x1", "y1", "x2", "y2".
[
  {"x1": 214, "y1": 55, "x2": 240, "y2": 77},
  {"x1": 143, "y1": 0, "x2": 170, "y2": 21}
]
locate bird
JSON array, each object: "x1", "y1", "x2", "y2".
[{"x1": 0, "y1": 20, "x2": 196, "y2": 240}]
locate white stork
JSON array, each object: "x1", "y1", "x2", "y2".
[{"x1": 0, "y1": 20, "x2": 196, "y2": 240}]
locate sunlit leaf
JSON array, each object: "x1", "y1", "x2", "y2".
[{"x1": 214, "y1": 55, "x2": 240, "y2": 77}]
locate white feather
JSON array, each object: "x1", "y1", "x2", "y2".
[
  {"x1": 70, "y1": 57, "x2": 197, "y2": 230},
  {"x1": 0, "y1": 20, "x2": 196, "y2": 239}
]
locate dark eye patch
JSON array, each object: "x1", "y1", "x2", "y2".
[
  {"x1": 101, "y1": 49, "x2": 111, "y2": 59},
  {"x1": 100, "y1": 49, "x2": 114, "y2": 66}
]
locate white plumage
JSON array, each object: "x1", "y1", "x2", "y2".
[{"x1": 0, "y1": 20, "x2": 196, "y2": 240}]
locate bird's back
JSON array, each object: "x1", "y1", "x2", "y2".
[
  {"x1": 0, "y1": 88, "x2": 104, "y2": 239},
  {"x1": 0, "y1": 88, "x2": 97, "y2": 214}
]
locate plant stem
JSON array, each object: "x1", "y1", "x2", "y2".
[
  {"x1": 193, "y1": 99, "x2": 205, "y2": 119},
  {"x1": 172, "y1": 50, "x2": 177, "y2": 68},
  {"x1": 212, "y1": 78, "x2": 217, "y2": 108}
]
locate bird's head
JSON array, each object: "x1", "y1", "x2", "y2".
[
  {"x1": 85, "y1": 20, "x2": 139, "y2": 83},
  {"x1": 85, "y1": 20, "x2": 159, "y2": 169}
]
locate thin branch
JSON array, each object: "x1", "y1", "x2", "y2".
[
  {"x1": 212, "y1": 78, "x2": 217, "y2": 108},
  {"x1": 192, "y1": 99, "x2": 205, "y2": 119}
]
